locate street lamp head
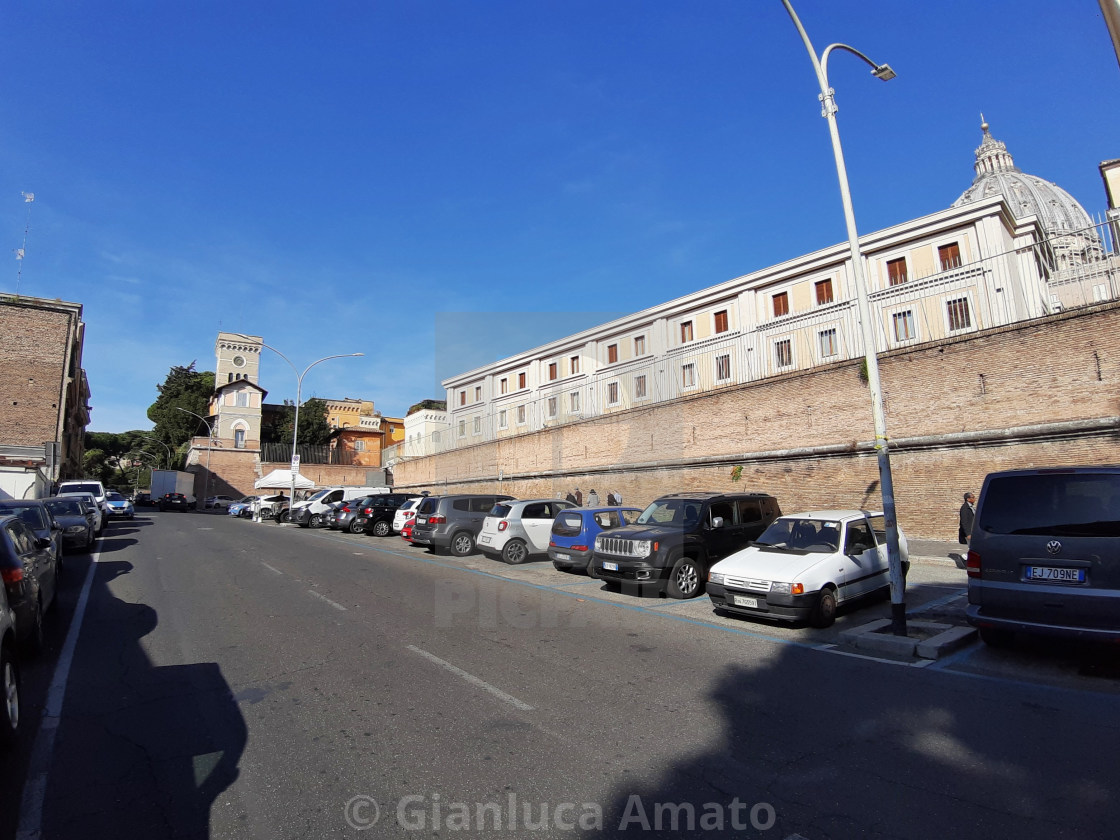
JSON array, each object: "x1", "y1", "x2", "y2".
[{"x1": 871, "y1": 63, "x2": 896, "y2": 82}]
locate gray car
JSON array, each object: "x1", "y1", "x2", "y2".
[
  {"x1": 0, "y1": 581, "x2": 19, "y2": 748},
  {"x1": 966, "y1": 466, "x2": 1120, "y2": 645},
  {"x1": 43, "y1": 497, "x2": 96, "y2": 553},
  {"x1": 411, "y1": 494, "x2": 515, "y2": 556}
]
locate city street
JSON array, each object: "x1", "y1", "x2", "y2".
[{"x1": 3, "y1": 511, "x2": 1119, "y2": 839}]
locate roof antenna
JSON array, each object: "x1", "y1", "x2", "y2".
[{"x1": 14, "y1": 192, "x2": 34, "y2": 296}]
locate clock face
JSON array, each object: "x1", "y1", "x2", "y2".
[{"x1": 232, "y1": 355, "x2": 246, "y2": 368}]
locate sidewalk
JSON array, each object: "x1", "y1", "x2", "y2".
[{"x1": 907, "y1": 537, "x2": 968, "y2": 569}]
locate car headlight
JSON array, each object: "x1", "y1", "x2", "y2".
[
  {"x1": 709, "y1": 571, "x2": 725, "y2": 585},
  {"x1": 634, "y1": 540, "x2": 651, "y2": 558},
  {"x1": 594, "y1": 536, "x2": 602, "y2": 550},
  {"x1": 769, "y1": 582, "x2": 791, "y2": 595},
  {"x1": 65, "y1": 525, "x2": 86, "y2": 534}
]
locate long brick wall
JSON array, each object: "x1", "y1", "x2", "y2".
[
  {"x1": 394, "y1": 302, "x2": 1120, "y2": 540},
  {"x1": 0, "y1": 303, "x2": 72, "y2": 447}
]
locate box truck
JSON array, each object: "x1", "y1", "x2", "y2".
[{"x1": 150, "y1": 470, "x2": 197, "y2": 506}]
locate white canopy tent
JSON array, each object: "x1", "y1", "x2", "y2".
[{"x1": 254, "y1": 469, "x2": 315, "y2": 490}]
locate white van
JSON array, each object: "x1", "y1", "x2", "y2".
[
  {"x1": 57, "y1": 479, "x2": 108, "y2": 511},
  {"x1": 290, "y1": 486, "x2": 389, "y2": 527}
]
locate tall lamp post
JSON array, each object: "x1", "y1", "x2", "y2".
[
  {"x1": 779, "y1": 0, "x2": 907, "y2": 635},
  {"x1": 139, "y1": 435, "x2": 173, "y2": 469},
  {"x1": 229, "y1": 335, "x2": 364, "y2": 514},
  {"x1": 175, "y1": 407, "x2": 215, "y2": 508}
]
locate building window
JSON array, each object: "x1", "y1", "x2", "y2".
[
  {"x1": 938, "y1": 242, "x2": 962, "y2": 271},
  {"x1": 500, "y1": 377, "x2": 508, "y2": 394},
  {"x1": 353, "y1": 439, "x2": 365, "y2": 452},
  {"x1": 473, "y1": 417, "x2": 481, "y2": 435},
  {"x1": 518, "y1": 372, "x2": 526, "y2": 389},
  {"x1": 773, "y1": 292, "x2": 789, "y2": 318},
  {"x1": 946, "y1": 297, "x2": 972, "y2": 331},
  {"x1": 887, "y1": 257, "x2": 908, "y2": 286},
  {"x1": 892, "y1": 310, "x2": 916, "y2": 341},
  {"x1": 607, "y1": 344, "x2": 618, "y2": 364},
  {"x1": 681, "y1": 363, "x2": 696, "y2": 388},
  {"x1": 634, "y1": 335, "x2": 646, "y2": 356},
  {"x1": 517, "y1": 405, "x2": 526, "y2": 425},
  {"x1": 635, "y1": 375, "x2": 647, "y2": 399},
  {"x1": 459, "y1": 391, "x2": 466, "y2": 406},
  {"x1": 715, "y1": 354, "x2": 731, "y2": 381},
  {"x1": 236, "y1": 391, "x2": 248, "y2": 407},
  {"x1": 680, "y1": 321, "x2": 694, "y2": 343},
  {"x1": 549, "y1": 362, "x2": 558, "y2": 381},
  {"x1": 570, "y1": 355, "x2": 580, "y2": 375},
  {"x1": 498, "y1": 410, "x2": 507, "y2": 429},
  {"x1": 433, "y1": 431, "x2": 441, "y2": 443},
  {"x1": 570, "y1": 391, "x2": 580, "y2": 413},
  {"x1": 775, "y1": 339, "x2": 793, "y2": 368},
  {"x1": 458, "y1": 420, "x2": 466, "y2": 437},
  {"x1": 818, "y1": 328, "x2": 838, "y2": 358},
  {"x1": 815, "y1": 279, "x2": 834, "y2": 305},
  {"x1": 607, "y1": 382, "x2": 620, "y2": 405},
  {"x1": 714, "y1": 310, "x2": 729, "y2": 333},
  {"x1": 474, "y1": 386, "x2": 482, "y2": 401},
  {"x1": 547, "y1": 397, "x2": 558, "y2": 418},
  {"x1": 234, "y1": 428, "x2": 245, "y2": 449}
]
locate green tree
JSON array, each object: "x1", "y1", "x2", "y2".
[
  {"x1": 146, "y1": 363, "x2": 215, "y2": 453},
  {"x1": 273, "y1": 397, "x2": 333, "y2": 446}
]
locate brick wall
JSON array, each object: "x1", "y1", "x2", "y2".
[
  {"x1": 0, "y1": 304, "x2": 72, "y2": 447},
  {"x1": 395, "y1": 302, "x2": 1120, "y2": 540}
]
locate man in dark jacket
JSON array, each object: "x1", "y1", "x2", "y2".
[{"x1": 958, "y1": 492, "x2": 976, "y2": 544}]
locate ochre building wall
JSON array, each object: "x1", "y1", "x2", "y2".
[{"x1": 394, "y1": 302, "x2": 1120, "y2": 541}]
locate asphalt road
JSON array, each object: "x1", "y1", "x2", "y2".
[{"x1": 4, "y1": 511, "x2": 1119, "y2": 839}]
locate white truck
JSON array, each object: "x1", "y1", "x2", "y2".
[
  {"x1": 289, "y1": 486, "x2": 390, "y2": 527},
  {"x1": 150, "y1": 470, "x2": 197, "y2": 506}
]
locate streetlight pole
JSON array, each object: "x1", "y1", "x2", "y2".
[
  {"x1": 175, "y1": 407, "x2": 215, "y2": 509},
  {"x1": 779, "y1": 0, "x2": 908, "y2": 635},
  {"x1": 138, "y1": 435, "x2": 172, "y2": 469}
]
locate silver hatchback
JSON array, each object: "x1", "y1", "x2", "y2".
[{"x1": 966, "y1": 466, "x2": 1120, "y2": 645}]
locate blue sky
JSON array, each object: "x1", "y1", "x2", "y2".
[{"x1": 3, "y1": 1, "x2": 1118, "y2": 432}]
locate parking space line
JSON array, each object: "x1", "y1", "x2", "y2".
[
  {"x1": 308, "y1": 590, "x2": 347, "y2": 611},
  {"x1": 261, "y1": 562, "x2": 283, "y2": 575},
  {"x1": 407, "y1": 645, "x2": 534, "y2": 711}
]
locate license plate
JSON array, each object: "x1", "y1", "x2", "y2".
[
  {"x1": 480, "y1": 535, "x2": 491, "y2": 544},
  {"x1": 1026, "y1": 566, "x2": 1085, "y2": 583},
  {"x1": 732, "y1": 595, "x2": 759, "y2": 609},
  {"x1": 603, "y1": 562, "x2": 618, "y2": 571},
  {"x1": 554, "y1": 552, "x2": 570, "y2": 561},
  {"x1": 412, "y1": 537, "x2": 429, "y2": 544}
]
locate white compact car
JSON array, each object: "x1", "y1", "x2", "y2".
[
  {"x1": 477, "y1": 499, "x2": 575, "y2": 564},
  {"x1": 706, "y1": 510, "x2": 909, "y2": 628},
  {"x1": 391, "y1": 498, "x2": 424, "y2": 534}
]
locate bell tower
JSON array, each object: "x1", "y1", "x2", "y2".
[{"x1": 215, "y1": 332, "x2": 262, "y2": 386}]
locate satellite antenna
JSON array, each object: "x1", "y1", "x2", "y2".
[{"x1": 14, "y1": 192, "x2": 34, "y2": 295}]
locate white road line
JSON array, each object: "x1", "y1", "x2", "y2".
[
  {"x1": 18, "y1": 546, "x2": 101, "y2": 839},
  {"x1": 261, "y1": 562, "x2": 283, "y2": 575},
  {"x1": 307, "y1": 590, "x2": 347, "y2": 611},
  {"x1": 407, "y1": 645, "x2": 534, "y2": 711}
]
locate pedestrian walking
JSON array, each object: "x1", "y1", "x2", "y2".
[
  {"x1": 606, "y1": 492, "x2": 617, "y2": 506},
  {"x1": 587, "y1": 489, "x2": 600, "y2": 506},
  {"x1": 958, "y1": 492, "x2": 976, "y2": 544},
  {"x1": 565, "y1": 491, "x2": 577, "y2": 504},
  {"x1": 574, "y1": 487, "x2": 583, "y2": 506}
]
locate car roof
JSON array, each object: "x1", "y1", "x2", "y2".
[
  {"x1": 779, "y1": 510, "x2": 881, "y2": 521},
  {"x1": 654, "y1": 492, "x2": 774, "y2": 501}
]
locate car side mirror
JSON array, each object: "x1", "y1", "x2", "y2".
[
  {"x1": 710, "y1": 516, "x2": 724, "y2": 529},
  {"x1": 36, "y1": 537, "x2": 51, "y2": 550}
]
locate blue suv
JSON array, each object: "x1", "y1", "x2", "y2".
[{"x1": 548, "y1": 507, "x2": 642, "y2": 577}]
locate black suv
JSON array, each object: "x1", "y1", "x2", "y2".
[
  {"x1": 592, "y1": 492, "x2": 781, "y2": 599},
  {"x1": 353, "y1": 494, "x2": 419, "y2": 537}
]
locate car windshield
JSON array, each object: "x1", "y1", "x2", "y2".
[
  {"x1": 107, "y1": 492, "x2": 125, "y2": 501},
  {"x1": 979, "y1": 473, "x2": 1120, "y2": 536},
  {"x1": 61, "y1": 483, "x2": 102, "y2": 495},
  {"x1": 754, "y1": 518, "x2": 842, "y2": 552},
  {"x1": 45, "y1": 498, "x2": 84, "y2": 516},
  {"x1": 0, "y1": 504, "x2": 48, "y2": 529},
  {"x1": 490, "y1": 504, "x2": 512, "y2": 518},
  {"x1": 635, "y1": 499, "x2": 703, "y2": 527},
  {"x1": 305, "y1": 489, "x2": 331, "y2": 503}
]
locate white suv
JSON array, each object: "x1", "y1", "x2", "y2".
[{"x1": 478, "y1": 499, "x2": 575, "y2": 565}]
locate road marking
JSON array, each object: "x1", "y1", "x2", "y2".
[
  {"x1": 261, "y1": 562, "x2": 283, "y2": 575},
  {"x1": 307, "y1": 590, "x2": 347, "y2": 611},
  {"x1": 18, "y1": 546, "x2": 101, "y2": 839},
  {"x1": 407, "y1": 645, "x2": 534, "y2": 711}
]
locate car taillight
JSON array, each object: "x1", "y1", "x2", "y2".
[
  {"x1": 428, "y1": 515, "x2": 446, "y2": 524},
  {"x1": 341, "y1": 506, "x2": 351, "y2": 514},
  {"x1": 498, "y1": 521, "x2": 508, "y2": 531},
  {"x1": 966, "y1": 550, "x2": 981, "y2": 578},
  {"x1": 572, "y1": 545, "x2": 588, "y2": 552},
  {"x1": 1, "y1": 568, "x2": 23, "y2": 585},
  {"x1": 362, "y1": 507, "x2": 373, "y2": 514}
]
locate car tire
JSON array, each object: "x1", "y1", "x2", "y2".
[
  {"x1": 349, "y1": 519, "x2": 366, "y2": 535},
  {"x1": 278, "y1": 509, "x2": 290, "y2": 523},
  {"x1": 371, "y1": 520, "x2": 391, "y2": 538},
  {"x1": 502, "y1": 539, "x2": 528, "y2": 565},
  {"x1": 308, "y1": 514, "x2": 322, "y2": 528},
  {"x1": 0, "y1": 644, "x2": 19, "y2": 749},
  {"x1": 810, "y1": 586, "x2": 838, "y2": 628},
  {"x1": 666, "y1": 555, "x2": 702, "y2": 599},
  {"x1": 979, "y1": 627, "x2": 1014, "y2": 648},
  {"x1": 449, "y1": 532, "x2": 475, "y2": 557},
  {"x1": 23, "y1": 597, "x2": 44, "y2": 656}
]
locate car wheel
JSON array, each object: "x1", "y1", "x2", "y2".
[
  {"x1": 810, "y1": 586, "x2": 838, "y2": 628},
  {"x1": 666, "y1": 556, "x2": 702, "y2": 599},
  {"x1": 372, "y1": 520, "x2": 391, "y2": 537},
  {"x1": 23, "y1": 597, "x2": 44, "y2": 655},
  {"x1": 585, "y1": 557, "x2": 601, "y2": 579},
  {"x1": 308, "y1": 513, "x2": 322, "y2": 528},
  {"x1": 278, "y1": 509, "x2": 290, "y2": 523},
  {"x1": 979, "y1": 627, "x2": 1014, "y2": 648},
  {"x1": 502, "y1": 539, "x2": 528, "y2": 565},
  {"x1": 85, "y1": 530, "x2": 94, "y2": 551},
  {"x1": 349, "y1": 519, "x2": 366, "y2": 535},
  {"x1": 449, "y1": 532, "x2": 475, "y2": 557},
  {"x1": 0, "y1": 644, "x2": 19, "y2": 749}
]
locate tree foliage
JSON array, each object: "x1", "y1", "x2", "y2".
[
  {"x1": 407, "y1": 399, "x2": 447, "y2": 416},
  {"x1": 82, "y1": 430, "x2": 168, "y2": 490},
  {"x1": 272, "y1": 397, "x2": 333, "y2": 446},
  {"x1": 146, "y1": 362, "x2": 215, "y2": 454}
]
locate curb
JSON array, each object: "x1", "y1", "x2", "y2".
[{"x1": 840, "y1": 618, "x2": 977, "y2": 659}]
